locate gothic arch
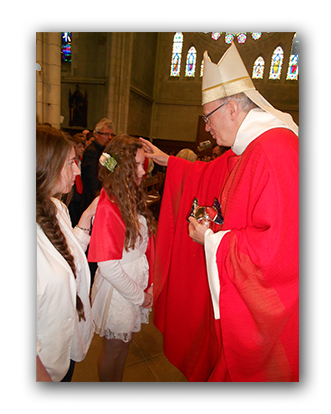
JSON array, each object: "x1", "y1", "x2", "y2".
[{"x1": 185, "y1": 46, "x2": 197, "y2": 77}]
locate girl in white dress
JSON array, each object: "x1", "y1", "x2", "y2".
[{"x1": 88, "y1": 135, "x2": 156, "y2": 382}]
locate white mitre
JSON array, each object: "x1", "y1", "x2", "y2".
[{"x1": 202, "y1": 43, "x2": 298, "y2": 136}]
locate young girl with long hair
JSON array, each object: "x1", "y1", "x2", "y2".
[
  {"x1": 36, "y1": 125, "x2": 98, "y2": 381},
  {"x1": 88, "y1": 134, "x2": 156, "y2": 382}
]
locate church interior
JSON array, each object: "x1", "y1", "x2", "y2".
[
  {"x1": 36, "y1": 32, "x2": 299, "y2": 382},
  {"x1": 36, "y1": 32, "x2": 298, "y2": 157}
]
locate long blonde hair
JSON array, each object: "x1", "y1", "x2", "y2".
[
  {"x1": 99, "y1": 134, "x2": 156, "y2": 251},
  {"x1": 36, "y1": 125, "x2": 85, "y2": 321}
]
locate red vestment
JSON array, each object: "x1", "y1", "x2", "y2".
[
  {"x1": 154, "y1": 128, "x2": 299, "y2": 382},
  {"x1": 154, "y1": 150, "x2": 235, "y2": 381}
]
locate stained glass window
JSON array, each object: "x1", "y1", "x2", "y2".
[
  {"x1": 170, "y1": 32, "x2": 183, "y2": 77},
  {"x1": 225, "y1": 33, "x2": 234, "y2": 44},
  {"x1": 251, "y1": 33, "x2": 262, "y2": 40},
  {"x1": 291, "y1": 33, "x2": 299, "y2": 55},
  {"x1": 211, "y1": 32, "x2": 221, "y2": 40},
  {"x1": 185, "y1": 46, "x2": 197, "y2": 77},
  {"x1": 286, "y1": 34, "x2": 299, "y2": 80},
  {"x1": 61, "y1": 32, "x2": 72, "y2": 63},
  {"x1": 224, "y1": 33, "x2": 248, "y2": 44},
  {"x1": 252, "y1": 56, "x2": 265, "y2": 79},
  {"x1": 209, "y1": 32, "x2": 263, "y2": 43},
  {"x1": 269, "y1": 46, "x2": 284, "y2": 80},
  {"x1": 286, "y1": 54, "x2": 298, "y2": 80},
  {"x1": 236, "y1": 33, "x2": 247, "y2": 44}
]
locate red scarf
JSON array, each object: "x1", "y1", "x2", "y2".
[{"x1": 75, "y1": 159, "x2": 83, "y2": 194}]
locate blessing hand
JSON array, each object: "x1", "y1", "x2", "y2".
[{"x1": 139, "y1": 137, "x2": 170, "y2": 167}]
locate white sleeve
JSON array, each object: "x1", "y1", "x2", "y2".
[
  {"x1": 98, "y1": 260, "x2": 145, "y2": 306},
  {"x1": 73, "y1": 226, "x2": 90, "y2": 252},
  {"x1": 204, "y1": 229, "x2": 230, "y2": 320},
  {"x1": 37, "y1": 337, "x2": 42, "y2": 355}
]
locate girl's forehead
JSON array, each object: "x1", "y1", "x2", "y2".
[{"x1": 135, "y1": 147, "x2": 145, "y2": 161}]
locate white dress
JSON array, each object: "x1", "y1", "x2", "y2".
[{"x1": 91, "y1": 215, "x2": 151, "y2": 342}]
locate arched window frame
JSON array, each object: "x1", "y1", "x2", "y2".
[
  {"x1": 211, "y1": 32, "x2": 221, "y2": 40},
  {"x1": 286, "y1": 34, "x2": 299, "y2": 81},
  {"x1": 251, "y1": 33, "x2": 262, "y2": 40},
  {"x1": 269, "y1": 46, "x2": 284, "y2": 80},
  {"x1": 170, "y1": 32, "x2": 183, "y2": 77},
  {"x1": 252, "y1": 56, "x2": 265, "y2": 79},
  {"x1": 185, "y1": 46, "x2": 197, "y2": 77},
  {"x1": 236, "y1": 33, "x2": 247, "y2": 44},
  {"x1": 61, "y1": 32, "x2": 72, "y2": 63},
  {"x1": 225, "y1": 33, "x2": 234, "y2": 44}
]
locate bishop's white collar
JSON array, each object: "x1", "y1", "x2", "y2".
[{"x1": 232, "y1": 108, "x2": 291, "y2": 156}]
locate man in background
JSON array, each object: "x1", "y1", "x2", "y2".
[{"x1": 80, "y1": 118, "x2": 115, "y2": 213}]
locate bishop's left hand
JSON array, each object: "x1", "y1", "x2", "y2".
[{"x1": 188, "y1": 217, "x2": 208, "y2": 245}]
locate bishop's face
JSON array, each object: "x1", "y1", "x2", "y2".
[{"x1": 203, "y1": 99, "x2": 237, "y2": 148}]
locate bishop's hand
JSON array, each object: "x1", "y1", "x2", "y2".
[
  {"x1": 188, "y1": 216, "x2": 208, "y2": 245},
  {"x1": 139, "y1": 137, "x2": 170, "y2": 167}
]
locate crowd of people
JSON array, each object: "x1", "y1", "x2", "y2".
[{"x1": 36, "y1": 43, "x2": 299, "y2": 382}]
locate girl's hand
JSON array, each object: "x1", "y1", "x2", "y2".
[
  {"x1": 142, "y1": 292, "x2": 153, "y2": 309},
  {"x1": 77, "y1": 196, "x2": 100, "y2": 231},
  {"x1": 146, "y1": 285, "x2": 153, "y2": 296},
  {"x1": 86, "y1": 195, "x2": 100, "y2": 217}
]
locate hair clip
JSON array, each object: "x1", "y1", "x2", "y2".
[{"x1": 99, "y1": 152, "x2": 117, "y2": 172}]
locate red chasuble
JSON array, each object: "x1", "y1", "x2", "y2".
[
  {"x1": 212, "y1": 128, "x2": 299, "y2": 381},
  {"x1": 153, "y1": 150, "x2": 235, "y2": 381},
  {"x1": 154, "y1": 128, "x2": 299, "y2": 382},
  {"x1": 88, "y1": 188, "x2": 154, "y2": 287}
]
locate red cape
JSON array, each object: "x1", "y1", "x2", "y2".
[
  {"x1": 88, "y1": 188, "x2": 154, "y2": 287},
  {"x1": 153, "y1": 151, "x2": 235, "y2": 381},
  {"x1": 154, "y1": 129, "x2": 299, "y2": 382}
]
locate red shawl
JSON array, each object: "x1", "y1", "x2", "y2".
[
  {"x1": 75, "y1": 159, "x2": 83, "y2": 194},
  {"x1": 88, "y1": 188, "x2": 154, "y2": 287}
]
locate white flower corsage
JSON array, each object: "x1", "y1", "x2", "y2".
[{"x1": 99, "y1": 152, "x2": 117, "y2": 172}]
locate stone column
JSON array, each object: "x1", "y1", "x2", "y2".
[
  {"x1": 36, "y1": 32, "x2": 61, "y2": 129},
  {"x1": 36, "y1": 33, "x2": 43, "y2": 124},
  {"x1": 105, "y1": 32, "x2": 133, "y2": 135}
]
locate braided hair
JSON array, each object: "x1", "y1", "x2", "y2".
[{"x1": 36, "y1": 125, "x2": 85, "y2": 321}]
